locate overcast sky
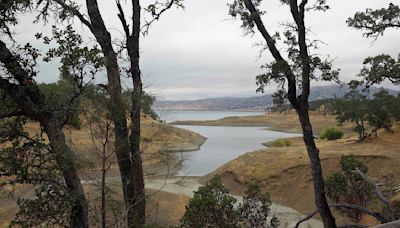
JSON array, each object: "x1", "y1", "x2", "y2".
[{"x1": 13, "y1": 0, "x2": 400, "y2": 100}]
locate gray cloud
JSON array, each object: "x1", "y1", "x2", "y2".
[{"x1": 11, "y1": 0, "x2": 400, "y2": 100}]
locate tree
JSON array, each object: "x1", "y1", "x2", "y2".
[
  {"x1": 325, "y1": 155, "x2": 371, "y2": 223},
  {"x1": 179, "y1": 177, "x2": 240, "y2": 228},
  {"x1": 179, "y1": 177, "x2": 278, "y2": 228},
  {"x1": 239, "y1": 182, "x2": 279, "y2": 228},
  {"x1": 347, "y1": 4, "x2": 400, "y2": 86},
  {"x1": 334, "y1": 82, "x2": 399, "y2": 140},
  {"x1": 366, "y1": 90, "x2": 397, "y2": 135},
  {"x1": 334, "y1": 82, "x2": 369, "y2": 140},
  {"x1": 228, "y1": 1, "x2": 339, "y2": 227},
  {"x1": 0, "y1": 3, "x2": 95, "y2": 226},
  {"x1": 37, "y1": 0, "x2": 183, "y2": 225},
  {"x1": 85, "y1": 87, "x2": 116, "y2": 228}
]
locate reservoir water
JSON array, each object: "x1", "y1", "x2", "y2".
[
  {"x1": 174, "y1": 125, "x2": 300, "y2": 176},
  {"x1": 166, "y1": 111, "x2": 300, "y2": 176},
  {"x1": 157, "y1": 110, "x2": 264, "y2": 123}
]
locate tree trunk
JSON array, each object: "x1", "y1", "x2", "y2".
[
  {"x1": 85, "y1": 0, "x2": 145, "y2": 225},
  {"x1": 40, "y1": 116, "x2": 89, "y2": 228},
  {"x1": 127, "y1": 0, "x2": 146, "y2": 224},
  {"x1": 297, "y1": 106, "x2": 337, "y2": 228},
  {"x1": 101, "y1": 150, "x2": 107, "y2": 228},
  {"x1": 0, "y1": 39, "x2": 89, "y2": 228}
]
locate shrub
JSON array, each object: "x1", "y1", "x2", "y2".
[
  {"x1": 69, "y1": 113, "x2": 81, "y2": 130},
  {"x1": 320, "y1": 128, "x2": 344, "y2": 140},
  {"x1": 179, "y1": 177, "x2": 240, "y2": 228},
  {"x1": 179, "y1": 177, "x2": 279, "y2": 228},
  {"x1": 325, "y1": 155, "x2": 371, "y2": 223},
  {"x1": 270, "y1": 139, "x2": 291, "y2": 147}
]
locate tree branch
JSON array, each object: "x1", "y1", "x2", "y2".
[
  {"x1": 52, "y1": 0, "x2": 92, "y2": 30},
  {"x1": 0, "y1": 110, "x2": 23, "y2": 119},
  {"x1": 116, "y1": 0, "x2": 130, "y2": 38},
  {"x1": 243, "y1": 0, "x2": 300, "y2": 108},
  {"x1": 294, "y1": 202, "x2": 388, "y2": 228},
  {"x1": 354, "y1": 168, "x2": 398, "y2": 221},
  {"x1": 294, "y1": 209, "x2": 318, "y2": 228},
  {"x1": 141, "y1": 0, "x2": 182, "y2": 35}
]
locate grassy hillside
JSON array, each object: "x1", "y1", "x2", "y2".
[
  {"x1": 0, "y1": 115, "x2": 205, "y2": 226},
  {"x1": 173, "y1": 111, "x2": 354, "y2": 135},
  {"x1": 202, "y1": 122, "x2": 400, "y2": 226}
]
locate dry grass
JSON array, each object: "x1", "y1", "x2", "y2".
[
  {"x1": 203, "y1": 124, "x2": 400, "y2": 226},
  {"x1": 172, "y1": 111, "x2": 354, "y2": 135},
  {"x1": 0, "y1": 115, "x2": 205, "y2": 227}
]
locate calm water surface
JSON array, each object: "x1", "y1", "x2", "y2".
[
  {"x1": 174, "y1": 125, "x2": 300, "y2": 176},
  {"x1": 157, "y1": 110, "x2": 264, "y2": 123}
]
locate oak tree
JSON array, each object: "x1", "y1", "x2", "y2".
[{"x1": 229, "y1": 0, "x2": 339, "y2": 227}]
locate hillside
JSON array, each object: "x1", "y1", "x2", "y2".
[
  {"x1": 199, "y1": 114, "x2": 400, "y2": 226},
  {"x1": 155, "y1": 85, "x2": 399, "y2": 111}
]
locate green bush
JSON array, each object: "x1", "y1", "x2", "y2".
[
  {"x1": 325, "y1": 155, "x2": 371, "y2": 222},
  {"x1": 69, "y1": 113, "x2": 81, "y2": 130},
  {"x1": 270, "y1": 139, "x2": 291, "y2": 147},
  {"x1": 179, "y1": 177, "x2": 279, "y2": 228},
  {"x1": 320, "y1": 128, "x2": 344, "y2": 140}
]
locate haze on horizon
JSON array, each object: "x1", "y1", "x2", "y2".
[{"x1": 13, "y1": 0, "x2": 400, "y2": 100}]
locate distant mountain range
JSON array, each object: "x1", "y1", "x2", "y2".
[{"x1": 154, "y1": 85, "x2": 399, "y2": 111}]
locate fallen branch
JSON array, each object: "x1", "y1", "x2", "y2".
[
  {"x1": 354, "y1": 168, "x2": 398, "y2": 221},
  {"x1": 294, "y1": 203, "x2": 387, "y2": 228}
]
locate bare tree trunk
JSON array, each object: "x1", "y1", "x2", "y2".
[
  {"x1": 40, "y1": 117, "x2": 89, "y2": 228},
  {"x1": 127, "y1": 0, "x2": 146, "y2": 223},
  {"x1": 297, "y1": 106, "x2": 337, "y2": 228},
  {"x1": 101, "y1": 150, "x2": 107, "y2": 228},
  {"x1": 84, "y1": 0, "x2": 145, "y2": 225}
]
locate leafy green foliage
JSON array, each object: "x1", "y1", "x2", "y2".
[
  {"x1": 239, "y1": 182, "x2": 279, "y2": 227},
  {"x1": 334, "y1": 84, "x2": 369, "y2": 140},
  {"x1": 325, "y1": 155, "x2": 371, "y2": 222},
  {"x1": 179, "y1": 177, "x2": 240, "y2": 227},
  {"x1": 228, "y1": 0, "x2": 264, "y2": 35},
  {"x1": 123, "y1": 90, "x2": 159, "y2": 120},
  {"x1": 366, "y1": 90, "x2": 397, "y2": 134},
  {"x1": 334, "y1": 82, "x2": 399, "y2": 139},
  {"x1": 359, "y1": 54, "x2": 400, "y2": 86},
  {"x1": 320, "y1": 128, "x2": 344, "y2": 140},
  {"x1": 0, "y1": 0, "x2": 31, "y2": 36},
  {"x1": 348, "y1": 4, "x2": 400, "y2": 87},
  {"x1": 179, "y1": 177, "x2": 278, "y2": 228},
  {"x1": 10, "y1": 184, "x2": 74, "y2": 227},
  {"x1": 347, "y1": 3, "x2": 400, "y2": 38}
]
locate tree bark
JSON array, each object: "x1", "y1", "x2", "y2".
[
  {"x1": 297, "y1": 106, "x2": 337, "y2": 228},
  {"x1": 40, "y1": 116, "x2": 89, "y2": 228},
  {"x1": 0, "y1": 40, "x2": 89, "y2": 228},
  {"x1": 241, "y1": 0, "x2": 337, "y2": 227},
  {"x1": 127, "y1": 0, "x2": 146, "y2": 224},
  {"x1": 84, "y1": 0, "x2": 145, "y2": 225}
]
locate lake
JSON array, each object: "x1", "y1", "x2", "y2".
[
  {"x1": 157, "y1": 110, "x2": 265, "y2": 123},
  {"x1": 174, "y1": 125, "x2": 300, "y2": 176},
  {"x1": 167, "y1": 110, "x2": 300, "y2": 176}
]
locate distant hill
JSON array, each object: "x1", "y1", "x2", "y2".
[{"x1": 155, "y1": 85, "x2": 399, "y2": 111}]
